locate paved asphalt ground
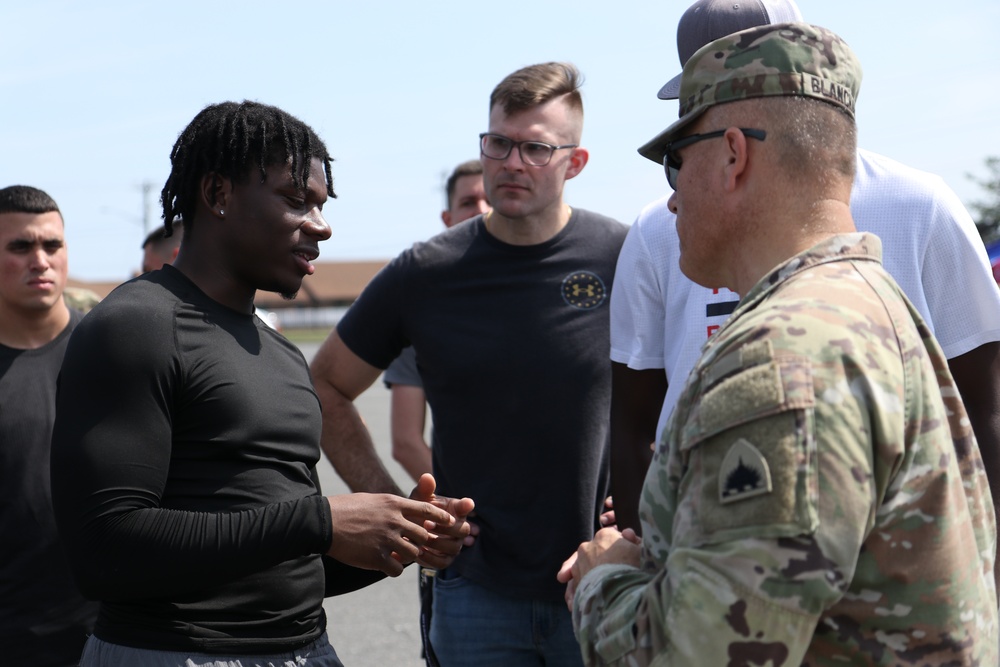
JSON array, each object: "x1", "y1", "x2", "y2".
[{"x1": 297, "y1": 342, "x2": 428, "y2": 667}]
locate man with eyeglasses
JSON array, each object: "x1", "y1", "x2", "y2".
[
  {"x1": 607, "y1": 0, "x2": 1000, "y2": 549},
  {"x1": 558, "y1": 22, "x2": 997, "y2": 665},
  {"x1": 311, "y1": 62, "x2": 627, "y2": 666}
]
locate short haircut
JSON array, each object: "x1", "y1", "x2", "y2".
[
  {"x1": 142, "y1": 226, "x2": 169, "y2": 250},
  {"x1": 160, "y1": 100, "x2": 336, "y2": 238},
  {"x1": 489, "y1": 62, "x2": 584, "y2": 118},
  {"x1": 0, "y1": 185, "x2": 60, "y2": 217},
  {"x1": 445, "y1": 160, "x2": 484, "y2": 210},
  {"x1": 142, "y1": 222, "x2": 183, "y2": 250},
  {"x1": 713, "y1": 96, "x2": 856, "y2": 187}
]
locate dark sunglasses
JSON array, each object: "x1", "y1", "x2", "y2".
[{"x1": 663, "y1": 128, "x2": 767, "y2": 189}]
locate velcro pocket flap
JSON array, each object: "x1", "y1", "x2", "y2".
[{"x1": 677, "y1": 341, "x2": 818, "y2": 545}]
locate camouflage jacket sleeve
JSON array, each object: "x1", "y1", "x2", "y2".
[
  {"x1": 572, "y1": 236, "x2": 997, "y2": 666},
  {"x1": 573, "y1": 340, "x2": 868, "y2": 665}
]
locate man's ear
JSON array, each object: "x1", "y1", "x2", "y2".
[
  {"x1": 721, "y1": 127, "x2": 750, "y2": 193},
  {"x1": 564, "y1": 147, "x2": 589, "y2": 181},
  {"x1": 199, "y1": 172, "x2": 231, "y2": 219}
]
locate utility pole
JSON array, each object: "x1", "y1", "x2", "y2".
[
  {"x1": 99, "y1": 180, "x2": 157, "y2": 234},
  {"x1": 141, "y1": 181, "x2": 155, "y2": 235}
]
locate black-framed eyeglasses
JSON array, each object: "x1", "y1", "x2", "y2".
[
  {"x1": 663, "y1": 128, "x2": 767, "y2": 190},
  {"x1": 479, "y1": 133, "x2": 578, "y2": 167}
]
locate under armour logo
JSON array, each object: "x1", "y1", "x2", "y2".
[{"x1": 561, "y1": 271, "x2": 607, "y2": 310}]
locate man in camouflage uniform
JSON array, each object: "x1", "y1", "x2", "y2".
[{"x1": 558, "y1": 23, "x2": 998, "y2": 665}]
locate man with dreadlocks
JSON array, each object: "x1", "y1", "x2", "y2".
[{"x1": 50, "y1": 100, "x2": 473, "y2": 666}]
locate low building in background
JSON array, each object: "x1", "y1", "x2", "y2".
[{"x1": 66, "y1": 260, "x2": 387, "y2": 330}]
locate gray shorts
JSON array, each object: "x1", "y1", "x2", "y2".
[{"x1": 79, "y1": 632, "x2": 343, "y2": 667}]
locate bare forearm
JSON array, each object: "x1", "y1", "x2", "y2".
[
  {"x1": 316, "y1": 381, "x2": 401, "y2": 495},
  {"x1": 967, "y1": 403, "x2": 1000, "y2": 511},
  {"x1": 393, "y1": 436, "x2": 433, "y2": 484},
  {"x1": 610, "y1": 432, "x2": 655, "y2": 533},
  {"x1": 949, "y1": 342, "x2": 1000, "y2": 509},
  {"x1": 310, "y1": 330, "x2": 401, "y2": 495},
  {"x1": 610, "y1": 363, "x2": 668, "y2": 533},
  {"x1": 390, "y1": 385, "x2": 432, "y2": 483}
]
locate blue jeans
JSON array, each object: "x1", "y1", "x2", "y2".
[
  {"x1": 79, "y1": 631, "x2": 343, "y2": 667},
  {"x1": 429, "y1": 572, "x2": 583, "y2": 667}
]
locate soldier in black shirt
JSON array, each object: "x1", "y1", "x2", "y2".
[
  {"x1": 0, "y1": 185, "x2": 98, "y2": 667},
  {"x1": 50, "y1": 101, "x2": 472, "y2": 666}
]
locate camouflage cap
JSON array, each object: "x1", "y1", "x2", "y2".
[{"x1": 638, "y1": 22, "x2": 862, "y2": 165}]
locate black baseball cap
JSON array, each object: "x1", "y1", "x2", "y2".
[{"x1": 657, "y1": 0, "x2": 804, "y2": 100}]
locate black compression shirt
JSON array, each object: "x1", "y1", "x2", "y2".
[{"x1": 51, "y1": 266, "x2": 339, "y2": 653}]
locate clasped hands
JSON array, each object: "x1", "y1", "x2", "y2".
[
  {"x1": 326, "y1": 473, "x2": 475, "y2": 576},
  {"x1": 557, "y1": 497, "x2": 641, "y2": 611}
]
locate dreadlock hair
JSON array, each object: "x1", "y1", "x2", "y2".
[
  {"x1": 160, "y1": 100, "x2": 336, "y2": 239},
  {"x1": 0, "y1": 185, "x2": 60, "y2": 216}
]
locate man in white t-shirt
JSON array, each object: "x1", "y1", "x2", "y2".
[{"x1": 609, "y1": 0, "x2": 1000, "y2": 533}]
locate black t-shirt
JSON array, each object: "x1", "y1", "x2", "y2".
[
  {"x1": 50, "y1": 267, "x2": 353, "y2": 653},
  {"x1": 338, "y1": 209, "x2": 628, "y2": 601},
  {"x1": 0, "y1": 309, "x2": 99, "y2": 665}
]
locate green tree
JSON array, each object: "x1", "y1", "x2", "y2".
[{"x1": 968, "y1": 156, "x2": 1000, "y2": 244}]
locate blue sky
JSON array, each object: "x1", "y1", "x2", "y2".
[{"x1": 2, "y1": 0, "x2": 998, "y2": 281}]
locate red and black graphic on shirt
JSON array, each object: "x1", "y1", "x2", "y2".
[{"x1": 706, "y1": 287, "x2": 739, "y2": 338}]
